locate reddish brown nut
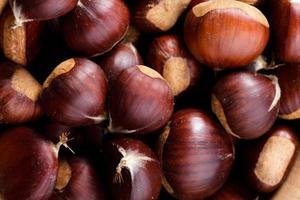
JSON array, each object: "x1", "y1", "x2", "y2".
[
  {"x1": 0, "y1": 8, "x2": 44, "y2": 66},
  {"x1": 184, "y1": 0, "x2": 269, "y2": 69},
  {"x1": 0, "y1": 127, "x2": 58, "y2": 200},
  {"x1": 40, "y1": 58, "x2": 108, "y2": 127},
  {"x1": 147, "y1": 34, "x2": 202, "y2": 96},
  {"x1": 242, "y1": 125, "x2": 298, "y2": 193},
  {"x1": 104, "y1": 137, "x2": 162, "y2": 200},
  {"x1": 0, "y1": 61, "x2": 42, "y2": 124},
  {"x1": 157, "y1": 109, "x2": 234, "y2": 199},
  {"x1": 212, "y1": 71, "x2": 280, "y2": 139},
  {"x1": 108, "y1": 65, "x2": 174, "y2": 135},
  {"x1": 133, "y1": 0, "x2": 191, "y2": 33},
  {"x1": 60, "y1": 0, "x2": 130, "y2": 56}
]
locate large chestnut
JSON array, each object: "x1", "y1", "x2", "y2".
[
  {"x1": 60, "y1": 0, "x2": 130, "y2": 56},
  {"x1": 0, "y1": 61, "x2": 42, "y2": 124},
  {"x1": 157, "y1": 109, "x2": 234, "y2": 199},
  {"x1": 147, "y1": 34, "x2": 202, "y2": 96},
  {"x1": 184, "y1": 0, "x2": 269, "y2": 69},
  {"x1": 242, "y1": 125, "x2": 298, "y2": 193},
  {"x1": 0, "y1": 127, "x2": 58, "y2": 200},
  {"x1": 40, "y1": 58, "x2": 108, "y2": 127},
  {"x1": 108, "y1": 65, "x2": 174, "y2": 134},
  {"x1": 212, "y1": 71, "x2": 280, "y2": 139},
  {"x1": 104, "y1": 137, "x2": 162, "y2": 200}
]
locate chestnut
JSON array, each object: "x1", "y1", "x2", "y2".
[
  {"x1": 40, "y1": 58, "x2": 108, "y2": 127},
  {"x1": 188, "y1": 0, "x2": 209, "y2": 10},
  {"x1": 184, "y1": 0, "x2": 269, "y2": 69},
  {"x1": 147, "y1": 34, "x2": 202, "y2": 96},
  {"x1": 49, "y1": 157, "x2": 107, "y2": 200},
  {"x1": 157, "y1": 109, "x2": 234, "y2": 199},
  {"x1": 133, "y1": 0, "x2": 191, "y2": 33},
  {"x1": 0, "y1": 61, "x2": 42, "y2": 124},
  {"x1": 242, "y1": 125, "x2": 298, "y2": 193},
  {"x1": 60, "y1": 0, "x2": 130, "y2": 56},
  {"x1": 0, "y1": 8, "x2": 44, "y2": 66},
  {"x1": 104, "y1": 137, "x2": 162, "y2": 200},
  {"x1": 212, "y1": 71, "x2": 280, "y2": 139},
  {"x1": 108, "y1": 65, "x2": 174, "y2": 134},
  {"x1": 0, "y1": 0, "x2": 7, "y2": 15},
  {"x1": 0, "y1": 127, "x2": 58, "y2": 200}
]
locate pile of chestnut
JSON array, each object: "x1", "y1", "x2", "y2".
[{"x1": 0, "y1": 0, "x2": 300, "y2": 199}]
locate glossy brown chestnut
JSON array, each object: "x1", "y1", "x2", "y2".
[
  {"x1": 184, "y1": 0, "x2": 269, "y2": 69},
  {"x1": 133, "y1": 0, "x2": 191, "y2": 33},
  {"x1": 104, "y1": 137, "x2": 162, "y2": 200},
  {"x1": 40, "y1": 58, "x2": 108, "y2": 127},
  {"x1": 99, "y1": 42, "x2": 143, "y2": 83},
  {"x1": 157, "y1": 109, "x2": 234, "y2": 200},
  {"x1": 270, "y1": 0, "x2": 300, "y2": 62},
  {"x1": 60, "y1": 0, "x2": 130, "y2": 56},
  {"x1": 0, "y1": 61, "x2": 42, "y2": 124},
  {"x1": 0, "y1": 8, "x2": 44, "y2": 66},
  {"x1": 108, "y1": 65, "x2": 174, "y2": 134},
  {"x1": 212, "y1": 71, "x2": 280, "y2": 139},
  {"x1": 147, "y1": 34, "x2": 202, "y2": 96},
  {"x1": 242, "y1": 125, "x2": 298, "y2": 193},
  {"x1": 0, "y1": 127, "x2": 58, "y2": 200},
  {"x1": 49, "y1": 157, "x2": 107, "y2": 200}
]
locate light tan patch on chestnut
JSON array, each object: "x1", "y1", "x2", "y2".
[
  {"x1": 163, "y1": 57, "x2": 190, "y2": 96},
  {"x1": 238, "y1": 0, "x2": 258, "y2": 5},
  {"x1": 55, "y1": 160, "x2": 72, "y2": 191},
  {"x1": 146, "y1": 0, "x2": 191, "y2": 31},
  {"x1": 43, "y1": 58, "x2": 76, "y2": 88},
  {"x1": 0, "y1": 0, "x2": 7, "y2": 14},
  {"x1": 137, "y1": 65, "x2": 164, "y2": 79},
  {"x1": 11, "y1": 67, "x2": 42, "y2": 101},
  {"x1": 279, "y1": 108, "x2": 300, "y2": 120},
  {"x1": 192, "y1": 0, "x2": 269, "y2": 27},
  {"x1": 255, "y1": 136, "x2": 295, "y2": 186}
]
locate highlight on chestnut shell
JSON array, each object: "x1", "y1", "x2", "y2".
[
  {"x1": 212, "y1": 71, "x2": 281, "y2": 139},
  {"x1": 157, "y1": 108, "x2": 234, "y2": 199},
  {"x1": 40, "y1": 57, "x2": 108, "y2": 127}
]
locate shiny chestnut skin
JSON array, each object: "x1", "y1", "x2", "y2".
[
  {"x1": 242, "y1": 125, "x2": 298, "y2": 193},
  {"x1": 212, "y1": 71, "x2": 280, "y2": 139},
  {"x1": 40, "y1": 58, "x2": 108, "y2": 127},
  {"x1": 157, "y1": 109, "x2": 234, "y2": 200},
  {"x1": 0, "y1": 127, "x2": 58, "y2": 200},
  {"x1": 184, "y1": 0, "x2": 269, "y2": 69},
  {"x1": 147, "y1": 34, "x2": 202, "y2": 96},
  {"x1": 108, "y1": 65, "x2": 174, "y2": 135},
  {"x1": 60, "y1": 0, "x2": 130, "y2": 56},
  {"x1": 104, "y1": 137, "x2": 162, "y2": 200},
  {"x1": 0, "y1": 8, "x2": 44, "y2": 66},
  {"x1": 0, "y1": 61, "x2": 42, "y2": 124}
]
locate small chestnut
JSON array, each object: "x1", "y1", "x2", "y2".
[
  {"x1": 212, "y1": 71, "x2": 280, "y2": 139},
  {"x1": 147, "y1": 34, "x2": 202, "y2": 96},
  {"x1": 60, "y1": 0, "x2": 130, "y2": 56},
  {"x1": 0, "y1": 61, "x2": 42, "y2": 124},
  {"x1": 40, "y1": 58, "x2": 108, "y2": 127},
  {"x1": 157, "y1": 109, "x2": 234, "y2": 199},
  {"x1": 104, "y1": 137, "x2": 162, "y2": 200},
  {"x1": 184, "y1": 0, "x2": 269, "y2": 69},
  {"x1": 108, "y1": 65, "x2": 174, "y2": 134}
]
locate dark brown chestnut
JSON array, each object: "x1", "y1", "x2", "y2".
[
  {"x1": 184, "y1": 0, "x2": 269, "y2": 69},
  {"x1": 157, "y1": 109, "x2": 234, "y2": 200},
  {"x1": 60, "y1": 0, "x2": 130, "y2": 56},
  {"x1": 49, "y1": 157, "x2": 107, "y2": 200},
  {"x1": 108, "y1": 65, "x2": 174, "y2": 134},
  {"x1": 212, "y1": 71, "x2": 280, "y2": 139},
  {"x1": 0, "y1": 61, "x2": 42, "y2": 124},
  {"x1": 0, "y1": 127, "x2": 58, "y2": 200},
  {"x1": 104, "y1": 137, "x2": 162, "y2": 200},
  {"x1": 133, "y1": 0, "x2": 191, "y2": 33},
  {"x1": 242, "y1": 125, "x2": 298, "y2": 193},
  {"x1": 40, "y1": 58, "x2": 108, "y2": 127},
  {"x1": 0, "y1": 8, "x2": 44, "y2": 66},
  {"x1": 147, "y1": 34, "x2": 202, "y2": 96}
]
